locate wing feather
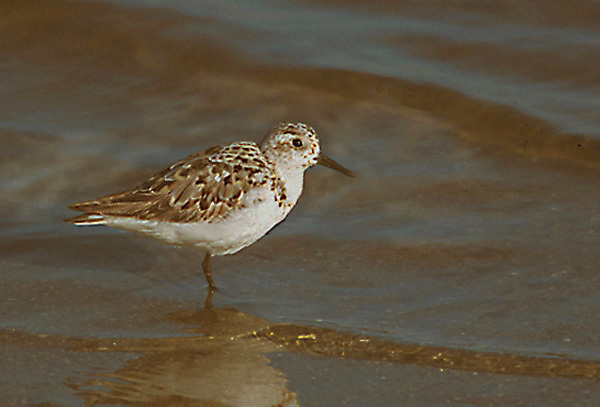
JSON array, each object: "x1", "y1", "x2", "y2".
[{"x1": 65, "y1": 142, "x2": 271, "y2": 224}]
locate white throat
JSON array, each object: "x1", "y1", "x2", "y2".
[{"x1": 276, "y1": 163, "x2": 306, "y2": 206}]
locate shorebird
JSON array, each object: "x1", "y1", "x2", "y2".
[{"x1": 65, "y1": 122, "x2": 355, "y2": 291}]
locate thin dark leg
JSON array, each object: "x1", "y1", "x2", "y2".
[
  {"x1": 203, "y1": 287, "x2": 214, "y2": 309},
  {"x1": 202, "y1": 252, "x2": 217, "y2": 291}
]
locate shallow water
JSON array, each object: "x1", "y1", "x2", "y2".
[{"x1": 1, "y1": 0, "x2": 600, "y2": 405}]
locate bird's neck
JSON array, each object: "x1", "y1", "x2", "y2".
[
  {"x1": 277, "y1": 164, "x2": 305, "y2": 205},
  {"x1": 263, "y1": 155, "x2": 305, "y2": 207}
]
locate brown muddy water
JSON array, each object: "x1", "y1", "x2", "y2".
[{"x1": 2, "y1": 0, "x2": 600, "y2": 406}]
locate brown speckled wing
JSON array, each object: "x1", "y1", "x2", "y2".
[{"x1": 68, "y1": 142, "x2": 271, "y2": 223}]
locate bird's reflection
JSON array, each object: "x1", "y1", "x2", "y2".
[
  {"x1": 3, "y1": 296, "x2": 600, "y2": 406},
  {"x1": 66, "y1": 307, "x2": 298, "y2": 407}
]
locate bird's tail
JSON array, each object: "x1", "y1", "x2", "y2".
[{"x1": 63, "y1": 213, "x2": 106, "y2": 226}]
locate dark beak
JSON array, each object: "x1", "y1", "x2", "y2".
[{"x1": 317, "y1": 153, "x2": 355, "y2": 177}]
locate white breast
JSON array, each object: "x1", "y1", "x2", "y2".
[{"x1": 103, "y1": 183, "x2": 295, "y2": 256}]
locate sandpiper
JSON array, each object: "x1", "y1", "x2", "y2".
[{"x1": 66, "y1": 122, "x2": 354, "y2": 291}]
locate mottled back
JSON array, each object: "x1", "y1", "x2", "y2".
[{"x1": 67, "y1": 142, "x2": 273, "y2": 223}]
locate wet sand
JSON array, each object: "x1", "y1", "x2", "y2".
[{"x1": 1, "y1": 0, "x2": 600, "y2": 405}]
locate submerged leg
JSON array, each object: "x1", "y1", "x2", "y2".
[{"x1": 202, "y1": 252, "x2": 217, "y2": 291}]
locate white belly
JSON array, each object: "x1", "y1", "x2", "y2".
[{"x1": 104, "y1": 188, "x2": 291, "y2": 256}]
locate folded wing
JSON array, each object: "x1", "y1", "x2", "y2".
[{"x1": 66, "y1": 142, "x2": 270, "y2": 225}]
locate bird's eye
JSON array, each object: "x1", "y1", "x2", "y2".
[{"x1": 292, "y1": 138, "x2": 303, "y2": 148}]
